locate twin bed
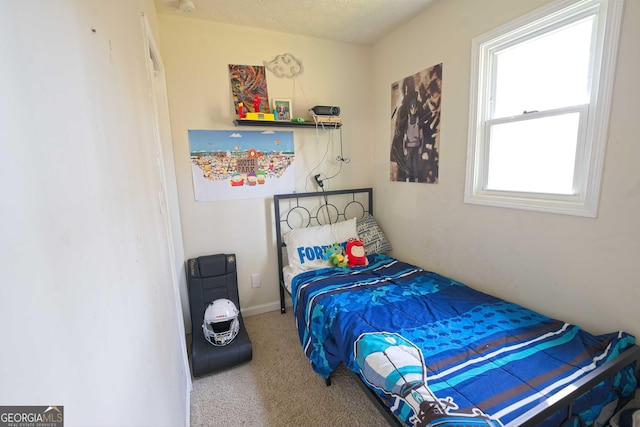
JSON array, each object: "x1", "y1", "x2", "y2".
[{"x1": 273, "y1": 188, "x2": 639, "y2": 427}]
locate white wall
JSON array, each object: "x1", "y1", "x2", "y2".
[
  {"x1": 157, "y1": 15, "x2": 373, "y2": 317},
  {"x1": 371, "y1": 0, "x2": 640, "y2": 339},
  {"x1": 0, "y1": 1, "x2": 190, "y2": 426}
]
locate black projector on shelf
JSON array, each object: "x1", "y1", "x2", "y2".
[{"x1": 310, "y1": 105, "x2": 340, "y2": 116}]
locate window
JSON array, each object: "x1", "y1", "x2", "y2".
[{"x1": 465, "y1": 0, "x2": 624, "y2": 216}]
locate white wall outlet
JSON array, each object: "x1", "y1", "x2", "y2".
[{"x1": 251, "y1": 273, "x2": 261, "y2": 289}]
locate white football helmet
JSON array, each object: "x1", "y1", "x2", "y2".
[{"x1": 202, "y1": 298, "x2": 240, "y2": 346}]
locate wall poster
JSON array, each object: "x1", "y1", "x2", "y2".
[
  {"x1": 390, "y1": 63, "x2": 442, "y2": 184},
  {"x1": 189, "y1": 130, "x2": 295, "y2": 202}
]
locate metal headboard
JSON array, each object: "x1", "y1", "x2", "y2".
[{"x1": 273, "y1": 188, "x2": 373, "y2": 313}]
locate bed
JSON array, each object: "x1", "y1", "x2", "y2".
[{"x1": 273, "y1": 188, "x2": 640, "y2": 427}]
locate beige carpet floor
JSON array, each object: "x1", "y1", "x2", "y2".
[{"x1": 189, "y1": 309, "x2": 389, "y2": 427}]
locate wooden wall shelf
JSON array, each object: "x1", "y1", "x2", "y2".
[{"x1": 233, "y1": 119, "x2": 342, "y2": 129}]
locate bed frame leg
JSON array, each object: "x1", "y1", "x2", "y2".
[
  {"x1": 325, "y1": 377, "x2": 331, "y2": 386},
  {"x1": 280, "y1": 285, "x2": 286, "y2": 314}
]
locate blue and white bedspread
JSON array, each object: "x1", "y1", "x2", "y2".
[{"x1": 291, "y1": 254, "x2": 637, "y2": 427}]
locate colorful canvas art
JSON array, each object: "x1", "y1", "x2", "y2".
[
  {"x1": 189, "y1": 130, "x2": 295, "y2": 202},
  {"x1": 228, "y1": 64, "x2": 271, "y2": 115}
]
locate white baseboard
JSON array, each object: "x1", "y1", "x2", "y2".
[{"x1": 241, "y1": 299, "x2": 293, "y2": 317}]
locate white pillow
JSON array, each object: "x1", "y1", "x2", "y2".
[{"x1": 283, "y1": 217, "x2": 357, "y2": 271}]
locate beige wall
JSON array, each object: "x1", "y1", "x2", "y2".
[
  {"x1": 371, "y1": 0, "x2": 640, "y2": 338},
  {"x1": 0, "y1": 1, "x2": 190, "y2": 425},
  {"x1": 157, "y1": 15, "x2": 373, "y2": 316}
]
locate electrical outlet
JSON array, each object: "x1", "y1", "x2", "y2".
[{"x1": 251, "y1": 274, "x2": 261, "y2": 289}]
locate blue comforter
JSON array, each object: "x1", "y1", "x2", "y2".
[{"x1": 291, "y1": 254, "x2": 637, "y2": 427}]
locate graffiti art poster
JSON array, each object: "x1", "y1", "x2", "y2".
[
  {"x1": 390, "y1": 63, "x2": 442, "y2": 184},
  {"x1": 189, "y1": 130, "x2": 295, "y2": 201},
  {"x1": 228, "y1": 64, "x2": 271, "y2": 115}
]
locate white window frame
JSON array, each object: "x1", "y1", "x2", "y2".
[{"x1": 464, "y1": 0, "x2": 625, "y2": 217}]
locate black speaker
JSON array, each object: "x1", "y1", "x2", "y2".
[{"x1": 310, "y1": 105, "x2": 340, "y2": 116}]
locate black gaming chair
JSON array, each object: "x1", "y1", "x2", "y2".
[{"x1": 187, "y1": 253, "x2": 252, "y2": 377}]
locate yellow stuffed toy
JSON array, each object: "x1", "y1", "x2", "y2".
[{"x1": 323, "y1": 243, "x2": 349, "y2": 268}]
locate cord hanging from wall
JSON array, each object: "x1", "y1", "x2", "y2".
[
  {"x1": 264, "y1": 53, "x2": 346, "y2": 190},
  {"x1": 306, "y1": 123, "x2": 349, "y2": 192}
]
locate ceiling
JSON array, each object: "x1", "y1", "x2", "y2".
[{"x1": 154, "y1": 0, "x2": 436, "y2": 46}]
